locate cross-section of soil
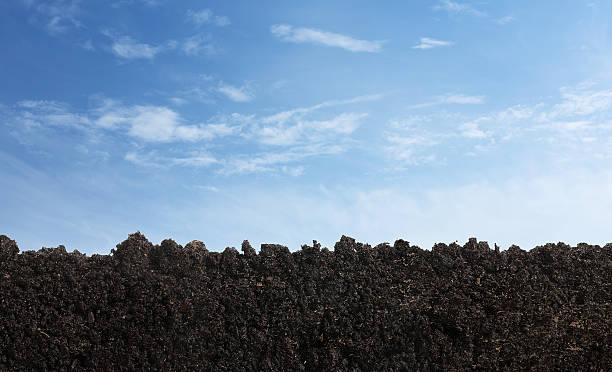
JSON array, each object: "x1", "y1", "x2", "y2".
[{"x1": 1, "y1": 233, "x2": 610, "y2": 370}]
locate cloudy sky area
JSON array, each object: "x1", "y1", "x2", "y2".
[{"x1": 2, "y1": 0, "x2": 612, "y2": 254}]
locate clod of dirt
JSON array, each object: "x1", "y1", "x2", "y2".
[
  {"x1": 1, "y1": 233, "x2": 611, "y2": 370},
  {"x1": 241, "y1": 240, "x2": 256, "y2": 256},
  {"x1": 0, "y1": 235, "x2": 19, "y2": 261}
]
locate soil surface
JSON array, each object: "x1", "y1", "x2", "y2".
[{"x1": 1, "y1": 233, "x2": 611, "y2": 370}]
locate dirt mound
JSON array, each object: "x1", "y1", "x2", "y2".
[{"x1": 1, "y1": 233, "x2": 610, "y2": 370}]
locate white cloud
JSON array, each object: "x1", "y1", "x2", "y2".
[
  {"x1": 187, "y1": 9, "x2": 230, "y2": 27},
  {"x1": 13, "y1": 100, "x2": 90, "y2": 130},
  {"x1": 258, "y1": 112, "x2": 368, "y2": 146},
  {"x1": 220, "y1": 152, "x2": 299, "y2": 175},
  {"x1": 219, "y1": 144, "x2": 344, "y2": 176},
  {"x1": 383, "y1": 114, "x2": 448, "y2": 167},
  {"x1": 281, "y1": 165, "x2": 305, "y2": 177},
  {"x1": 22, "y1": 0, "x2": 81, "y2": 34},
  {"x1": 433, "y1": 0, "x2": 487, "y2": 17},
  {"x1": 385, "y1": 134, "x2": 440, "y2": 166},
  {"x1": 440, "y1": 94, "x2": 484, "y2": 104},
  {"x1": 547, "y1": 89, "x2": 612, "y2": 119},
  {"x1": 459, "y1": 122, "x2": 492, "y2": 138},
  {"x1": 169, "y1": 152, "x2": 218, "y2": 167},
  {"x1": 217, "y1": 83, "x2": 254, "y2": 102},
  {"x1": 182, "y1": 34, "x2": 217, "y2": 56},
  {"x1": 407, "y1": 93, "x2": 483, "y2": 109},
  {"x1": 271, "y1": 80, "x2": 289, "y2": 91},
  {"x1": 169, "y1": 97, "x2": 188, "y2": 106},
  {"x1": 103, "y1": 31, "x2": 213, "y2": 60},
  {"x1": 190, "y1": 185, "x2": 220, "y2": 193},
  {"x1": 412, "y1": 37, "x2": 452, "y2": 50},
  {"x1": 239, "y1": 95, "x2": 381, "y2": 153},
  {"x1": 497, "y1": 16, "x2": 515, "y2": 25},
  {"x1": 125, "y1": 151, "x2": 217, "y2": 168},
  {"x1": 392, "y1": 84, "x2": 612, "y2": 163},
  {"x1": 308, "y1": 112, "x2": 366, "y2": 134},
  {"x1": 5, "y1": 93, "x2": 379, "y2": 174},
  {"x1": 82, "y1": 40, "x2": 94, "y2": 51},
  {"x1": 271, "y1": 24, "x2": 384, "y2": 52},
  {"x1": 492, "y1": 105, "x2": 537, "y2": 123},
  {"x1": 111, "y1": 0, "x2": 163, "y2": 7},
  {"x1": 103, "y1": 32, "x2": 165, "y2": 60},
  {"x1": 125, "y1": 106, "x2": 181, "y2": 141},
  {"x1": 261, "y1": 94, "x2": 382, "y2": 125},
  {"x1": 94, "y1": 103, "x2": 237, "y2": 142}
]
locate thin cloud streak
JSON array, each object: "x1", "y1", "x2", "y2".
[
  {"x1": 271, "y1": 24, "x2": 384, "y2": 52},
  {"x1": 125, "y1": 151, "x2": 218, "y2": 168},
  {"x1": 102, "y1": 31, "x2": 168, "y2": 60},
  {"x1": 412, "y1": 37, "x2": 452, "y2": 50},
  {"x1": 217, "y1": 83, "x2": 254, "y2": 102},
  {"x1": 407, "y1": 93, "x2": 484, "y2": 109},
  {"x1": 385, "y1": 83, "x2": 612, "y2": 167},
  {"x1": 21, "y1": 0, "x2": 82, "y2": 34},
  {"x1": 187, "y1": 9, "x2": 230, "y2": 27},
  {"x1": 103, "y1": 30, "x2": 219, "y2": 60},
  {"x1": 497, "y1": 16, "x2": 515, "y2": 25},
  {"x1": 433, "y1": 0, "x2": 487, "y2": 17}
]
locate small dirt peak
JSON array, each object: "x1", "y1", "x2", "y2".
[
  {"x1": 0, "y1": 235, "x2": 19, "y2": 261},
  {"x1": 241, "y1": 240, "x2": 256, "y2": 256},
  {"x1": 111, "y1": 231, "x2": 153, "y2": 266},
  {"x1": 260, "y1": 243, "x2": 290, "y2": 257},
  {"x1": 185, "y1": 240, "x2": 207, "y2": 252}
]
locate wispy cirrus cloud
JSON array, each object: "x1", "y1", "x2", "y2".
[
  {"x1": 546, "y1": 88, "x2": 612, "y2": 119},
  {"x1": 187, "y1": 9, "x2": 230, "y2": 27},
  {"x1": 441, "y1": 94, "x2": 485, "y2": 104},
  {"x1": 21, "y1": 0, "x2": 82, "y2": 34},
  {"x1": 257, "y1": 112, "x2": 368, "y2": 146},
  {"x1": 497, "y1": 16, "x2": 515, "y2": 25},
  {"x1": 210, "y1": 94, "x2": 381, "y2": 173},
  {"x1": 261, "y1": 94, "x2": 382, "y2": 126},
  {"x1": 125, "y1": 151, "x2": 218, "y2": 168},
  {"x1": 218, "y1": 144, "x2": 344, "y2": 176},
  {"x1": 407, "y1": 93, "x2": 484, "y2": 109},
  {"x1": 102, "y1": 30, "x2": 219, "y2": 60},
  {"x1": 12, "y1": 100, "x2": 91, "y2": 130},
  {"x1": 217, "y1": 83, "x2": 254, "y2": 102},
  {"x1": 433, "y1": 0, "x2": 487, "y2": 17},
  {"x1": 7, "y1": 97, "x2": 237, "y2": 143},
  {"x1": 412, "y1": 37, "x2": 452, "y2": 50},
  {"x1": 250, "y1": 94, "x2": 382, "y2": 146},
  {"x1": 4, "y1": 93, "x2": 379, "y2": 175},
  {"x1": 383, "y1": 83, "x2": 612, "y2": 167},
  {"x1": 271, "y1": 24, "x2": 384, "y2": 52},
  {"x1": 383, "y1": 114, "x2": 452, "y2": 167},
  {"x1": 111, "y1": 0, "x2": 163, "y2": 8},
  {"x1": 182, "y1": 34, "x2": 217, "y2": 56},
  {"x1": 93, "y1": 100, "x2": 237, "y2": 142},
  {"x1": 102, "y1": 30, "x2": 169, "y2": 60},
  {"x1": 459, "y1": 122, "x2": 492, "y2": 139}
]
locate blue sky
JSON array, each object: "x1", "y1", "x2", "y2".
[{"x1": 2, "y1": 0, "x2": 612, "y2": 254}]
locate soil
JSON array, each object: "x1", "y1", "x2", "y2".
[{"x1": 1, "y1": 233, "x2": 611, "y2": 370}]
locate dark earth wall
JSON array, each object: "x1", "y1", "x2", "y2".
[{"x1": 1, "y1": 233, "x2": 611, "y2": 370}]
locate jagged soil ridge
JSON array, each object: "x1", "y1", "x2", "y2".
[{"x1": 1, "y1": 233, "x2": 611, "y2": 370}]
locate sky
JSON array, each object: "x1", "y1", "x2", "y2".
[{"x1": 2, "y1": 0, "x2": 612, "y2": 254}]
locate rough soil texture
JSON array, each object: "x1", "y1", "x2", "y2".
[{"x1": 1, "y1": 233, "x2": 611, "y2": 371}]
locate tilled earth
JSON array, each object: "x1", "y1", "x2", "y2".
[{"x1": 0, "y1": 233, "x2": 611, "y2": 370}]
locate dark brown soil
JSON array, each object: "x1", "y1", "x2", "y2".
[{"x1": 1, "y1": 233, "x2": 611, "y2": 370}]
